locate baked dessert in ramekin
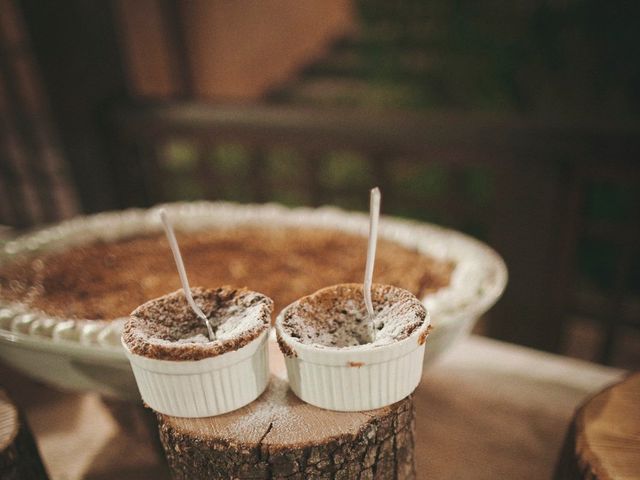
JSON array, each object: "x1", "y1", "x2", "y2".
[
  {"x1": 122, "y1": 286, "x2": 273, "y2": 417},
  {"x1": 276, "y1": 283, "x2": 430, "y2": 411}
]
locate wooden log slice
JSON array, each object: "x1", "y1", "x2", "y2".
[
  {"x1": 157, "y1": 342, "x2": 416, "y2": 480},
  {"x1": 0, "y1": 388, "x2": 49, "y2": 480},
  {"x1": 555, "y1": 372, "x2": 640, "y2": 480}
]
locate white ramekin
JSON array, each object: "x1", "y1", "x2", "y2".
[
  {"x1": 122, "y1": 328, "x2": 269, "y2": 417},
  {"x1": 276, "y1": 304, "x2": 430, "y2": 412}
]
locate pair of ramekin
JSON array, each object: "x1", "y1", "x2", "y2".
[{"x1": 123, "y1": 283, "x2": 430, "y2": 417}]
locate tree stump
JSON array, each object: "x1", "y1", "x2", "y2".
[
  {"x1": 157, "y1": 342, "x2": 416, "y2": 479},
  {"x1": 0, "y1": 388, "x2": 49, "y2": 480},
  {"x1": 555, "y1": 373, "x2": 640, "y2": 480}
]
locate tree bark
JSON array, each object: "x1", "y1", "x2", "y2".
[
  {"x1": 0, "y1": 388, "x2": 49, "y2": 480},
  {"x1": 157, "y1": 376, "x2": 416, "y2": 480}
]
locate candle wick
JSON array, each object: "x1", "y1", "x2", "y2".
[
  {"x1": 364, "y1": 187, "x2": 381, "y2": 342},
  {"x1": 159, "y1": 209, "x2": 215, "y2": 341}
]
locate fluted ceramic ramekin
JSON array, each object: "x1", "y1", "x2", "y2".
[
  {"x1": 276, "y1": 284, "x2": 430, "y2": 412},
  {"x1": 122, "y1": 287, "x2": 272, "y2": 417},
  {"x1": 122, "y1": 328, "x2": 269, "y2": 417}
]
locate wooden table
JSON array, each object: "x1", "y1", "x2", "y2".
[{"x1": 0, "y1": 336, "x2": 623, "y2": 479}]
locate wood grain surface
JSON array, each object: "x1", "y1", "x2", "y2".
[{"x1": 556, "y1": 372, "x2": 640, "y2": 479}]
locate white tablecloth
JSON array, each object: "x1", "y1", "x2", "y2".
[
  {"x1": 0, "y1": 335, "x2": 624, "y2": 479},
  {"x1": 414, "y1": 336, "x2": 622, "y2": 479}
]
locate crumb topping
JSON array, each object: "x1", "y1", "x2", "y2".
[
  {"x1": 122, "y1": 286, "x2": 273, "y2": 361},
  {"x1": 279, "y1": 283, "x2": 427, "y2": 350}
]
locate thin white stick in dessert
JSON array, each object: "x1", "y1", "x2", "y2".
[
  {"x1": 364, "y1": 187, "x2": 381, "y2": 341},
  {"x1": 158, "y1": 209, "x2": 215, "y2": 341}
]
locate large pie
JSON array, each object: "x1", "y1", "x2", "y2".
[
  {"x1": 0, "y1": 203, "x2": 505, "y2": 353},
  {"x1": 0, "y1": 227, "x2": 452, "y2": 321}
]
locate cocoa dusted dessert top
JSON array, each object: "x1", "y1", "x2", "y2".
[
  {"x1": 278, "y1": 283, "x2": 428, "y2": 351},
  {"x1": 123, "y1": 286, "x2": 273, "y2": 361},
  {"x1": 0, "y1": 227, "x2": 454, "y2": 321}
]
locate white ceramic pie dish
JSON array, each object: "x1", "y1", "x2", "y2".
[{"x1": 0, "y1": 201, "x2": 507, "y2": 399}]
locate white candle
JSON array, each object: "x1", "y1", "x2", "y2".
[
  {"x1": 364, "y1": 187, "x2": 381, "y2": 341},
  {"x1": 159, "y1": 209, "x2": 215, "y2": 341}
]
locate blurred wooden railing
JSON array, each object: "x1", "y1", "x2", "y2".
[
  {"x1": 0, "y1": 0, "x2": 78, "y2": 227},
  {"x1": 110, "y1": 103, "x2": 640, "y2": 366}
]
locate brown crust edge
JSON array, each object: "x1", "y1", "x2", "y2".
[{"x1": 418, "y1": 324, "x2": 434, "y2": 346}]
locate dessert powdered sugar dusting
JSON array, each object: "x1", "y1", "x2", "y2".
[
  {"x1": 280, "y1": 283, "x2": 427, "y2": 349},
  {"x1": 123, "y1": 286, "x2": 273, "y2": 361}
]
